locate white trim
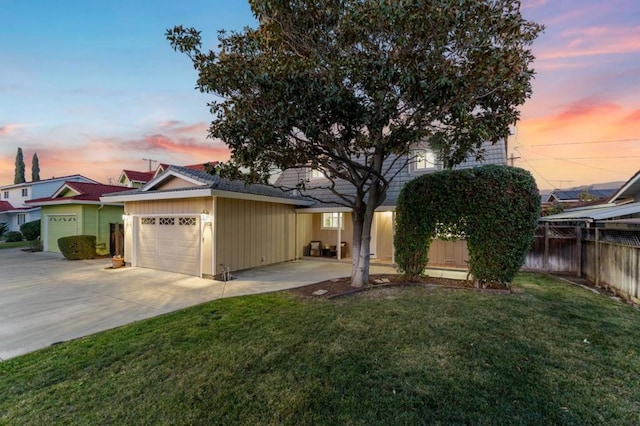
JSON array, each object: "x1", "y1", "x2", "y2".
[
  {"x1": 27, "y1": 200, "x2": 124, "y2": 207},
  {"x1": 104, "y1": 188, "x2": 312, "y2": 206},
  {"x1": 210, "y1": 189, "x2": 313, "y2": 206},
  {"x1": 296, "y1": 206, "x2": 396, "y2": 213},
  {"x1": 0, "y1": 175, "x2": 98, "y2": 191},
  {"x1": 50, "y1": 183, "x2": 80, "y2": 199},
  {"x1": 141, "y1": 169, "x2": 207, "y2": 191}
]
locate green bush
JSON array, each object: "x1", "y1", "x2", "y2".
[
  {"x1": 4, "y1": 231, "x2": 24, "y2": 243},
  {"x1": 0, "y1": 223, "x2": 7, "y2": 238},
  {"x1": 58, "y1": 235, "x2": 97, "y2": 260},
  {"x1": 20, "y1": 219, "x2": 41, "y2": 241},
  {"x1": 395, "y1": 165, "x2": 540, "y2": 286}
]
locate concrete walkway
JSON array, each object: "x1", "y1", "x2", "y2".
[{"x1": 0, "y1": 248, "x2": 397, "y2": 360}]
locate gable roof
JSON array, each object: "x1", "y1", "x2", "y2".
[
  {"x1": 0, "y1": 200, "x2": 14, "y2": 212},
  {"x1": 0, "y1": 200, "x2": 36, "y2": 213},
  {"x1": 548, "y1": 188, "x2": 619, "y2": 203},
  {"x1": 119, "y1": 169, "x2": 156, "y2": 184},
  {"x1": 609, "y1": 170, "x2": 640, "y2": 203},
  {"x1": 26, "y1": 182, "x2": 134, "y2": 206},
  {"x1": 102, "y1": 165, "x2": 313, "y2": 206},
  {"x1": 0, "y1": 174, "x2": 98, "y2": 190},
  {"x1": 540, "y1": 201, "x2": 640, "y2": 223}
]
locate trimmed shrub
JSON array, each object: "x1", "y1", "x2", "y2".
[
  {"x1": 4, "y1": 231, "x2": 24, "y2": 243},
  {"x1": 20, "y1": 219, "x2": 41, "y2": 241},
  {"x1": 395, "y1": 165, "x2": 540, "y2": 286},
  {"x1": 58, "y1": 235, "x2": 97, "y2": 260},
  {"x1": 0, "y1": 223, "x2": 7, "y2": 238}
]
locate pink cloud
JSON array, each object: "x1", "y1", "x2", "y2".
[
  {"x1": 538, "y1": 26, "x2": 640, "y2": 60},
  {"x1": 0, "y1": 123, "x2": 25, "y2": 137}
]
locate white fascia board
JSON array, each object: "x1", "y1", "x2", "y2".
[
  {"x1": 141, "y1": 169, "x2": 206, "y2": 191},
  {"x1": 50, "y1": 183, "x2": 79, "y2": 199},
  {"x1": 295, "y1": 206, "x2": 396, "y2": 213},
  {"x1": 34, "y1": 200, "x2": 123, "y2": 207},
  {"x1": 101, "y1": 188, "x2": 213, "y2": 203},
  {"x1": 210, "y1": 189, "x2": 314, "y2": 206}
]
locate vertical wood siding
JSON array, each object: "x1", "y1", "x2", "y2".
[{"x1": 215, "y1": 198, "x2": 297, "y2": 272}]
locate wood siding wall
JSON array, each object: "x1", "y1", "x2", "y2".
[{"x1": 215, "y1": 198, "x2": 297, "y2": 273}]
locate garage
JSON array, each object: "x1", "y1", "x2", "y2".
[
  {"x1": 46, "y1": 214, "x2": 78, "y2": 252},
  {"x1": 135, "y1": 215, "x2": 201, "y2": 276}
]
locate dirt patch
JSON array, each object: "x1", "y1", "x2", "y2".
[{"x1": 288, "y1": 274, "x2": 512, "y2": 300}]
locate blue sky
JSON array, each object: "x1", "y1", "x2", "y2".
[{"x1": 1, "y1": 0, "x2": 639, "y2": 189}]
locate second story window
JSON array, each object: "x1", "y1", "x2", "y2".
[
  {"x1": 413, "y1": 149, "x2": 437, "y2": 171},
  {"x1": 21, "y1": 188, "x2": 28, "y2": 197},
  {"x1": 308, "y1": 168, "x2": 325, "y2": 180},
  {"x1": 3, "y1": 191, "x2": 8, "y2": 199}
]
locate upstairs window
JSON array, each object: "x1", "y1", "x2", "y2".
[
  {"x1": 308, "y1": 168, "x2": 325, "y2": 180},
  {"x1": 321, "y1": 212, "x2": 344, "y2": 229},
  {"x1": 413, "y1": 149, "x2": 437, "y2": 171},
  {"x1": 3, "y1": 191, "x2": 8, "y2": 199},
  {"x1": 21, "y1": 188, "x2": 28, "y2": 197}
]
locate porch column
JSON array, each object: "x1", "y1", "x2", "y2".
[{"x1": 337, "y1": 212, "x2": 342, "y2": 260}]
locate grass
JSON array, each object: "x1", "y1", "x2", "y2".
[
  {"x1": 0, "y1": 240, "x2": 31, "y2": 249},
  {"x1": 1, "y1": 273, "x2": 639, "y2": 425}
]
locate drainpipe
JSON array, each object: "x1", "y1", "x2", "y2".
[{"x1": 97, "y1": 204, "x2": 104, "y2": 253}]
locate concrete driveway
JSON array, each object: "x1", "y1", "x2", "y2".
[{"x1": 0, "y1": 248, "x2": 397, "y2": 360}]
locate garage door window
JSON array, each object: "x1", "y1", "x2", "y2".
[
  {"x1": 179, "y1": 217, "x2": 197, "y2": 226},
  {"x1": 141, "y1": 218, "x2": 155, "y2": 225},
  {"x1": 159, "y1": 217, "x2": 174, "y2": 225}
]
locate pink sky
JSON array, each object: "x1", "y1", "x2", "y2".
[{"x1": 1, "y1": 0, "x2": 639, "y2": 190}]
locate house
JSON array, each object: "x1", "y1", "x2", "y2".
[
  {"x1": 26, "y1": 181, "x2": 136, "y2": 255},
  {"x1": 101, "y1": 165, "x2": 313, "y2": 277},
  {"x1": 0, "y1": 175, "x2": 97, "y2": 233},
  {"x1": 117, "y1": 162, "x2": 219, "y2": 188},
  {"x1": 101, "y1": 141, "x2": 505, "y2": 277}
]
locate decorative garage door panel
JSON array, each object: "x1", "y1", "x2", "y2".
[
  {"x1": 136, "y1": 216, "x2": 200, "y2": 276},
  {"x1": 47, "y1": 215, "x2": 77, "y2": 252}
]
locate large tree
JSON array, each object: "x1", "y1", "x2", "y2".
[
  {"x1": 14, "y1": 147, "x2": 25, "y2": 184},
  {"x1": 167, "y1": 0, "x2": 542, "y2": 287},
  {"x1": 31, "y1": 153, "x2": 41, "y2": 182}
]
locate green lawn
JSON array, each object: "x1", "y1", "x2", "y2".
[
  {"x1": 1, "y1": 273, "x2": 639, "y2": 425},
  {"x1": 0, "y1": 240, "x2": 30, "y2": 249}
]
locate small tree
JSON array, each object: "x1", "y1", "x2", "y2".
[
  {"x1": 14, "y1": 147, "x2": 25, "y2": 184},
  {"x1": 20, "y1": 219, "x2": 41, "y2": 241},
  {"x1": 31, "y1": 153, "x2": 41, "y2": 182},
  {"x1": 167, "y1": 0, "x2": 542, "y2": 287}
]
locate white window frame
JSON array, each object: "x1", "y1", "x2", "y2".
[
  {"x1": 413, "y1": 149, "x2": 437, "y2": 171},
  {"x1": 321, "y1": 212, "x2": 344, "y2": 230},
  {"x1": 21, "y1": 188, "x2": 28, "y2": 197},
  {"x1": 17, "y1": 213, "x2": 26, "y2": 225},
  {"x1": 3, "y1": 191, "x2": 8, "y2": 199},
  {"x1": 308, "y1": 168, "x2": 325, "y2": 180}
]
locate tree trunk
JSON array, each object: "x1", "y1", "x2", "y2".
[{"x1": 350, "y1": 202, "x2": 377, "y2": 288}]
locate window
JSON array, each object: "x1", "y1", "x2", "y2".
[
  {"x1": 413, "y1": 149, "x2": 437, "y2": 171},
  {"x1": 308, "y1": 168, "x2": 325, "y2": 180},
  {"x1": 2, "y1": 191, "x2": 8, "y2": 199},
  {"x1": 21, "y1": 188, "x2": 28, "y2": 197},
  {"x1": 321, "y1": 212, "x2": 343, "y2": 229},
  {"x1": 17, "y1": 214, "x2": 26, "y2": 225}
]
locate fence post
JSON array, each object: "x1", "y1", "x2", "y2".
[
  {"x1": 543, "y1": 222, "x2": 549, "y2": 271},
  {"x1": 575, "y1": 225, "x2": 582, "y2": 277},
  {"x1": 595, "y1": 228, "x2": 600, "y2": 287}
]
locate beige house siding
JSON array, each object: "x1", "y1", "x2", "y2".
[
  {"x1": 215, "y1": 198, "x2": 297, "y2": 272},
  {"x1": 374, "y1": 212, "x2": 394, "y2": 260},
  {"x1": 311, "y1": 212, "x2": 354, "y2": 254},
  {"x1": 296, "y1": 213, "x2": 314, "y2": 257},
  {"x1": 154, "y1": 176, "x2": 202, "y2": 191},
  {"x1": 428, "y1": 239, "x2": 469, "y2": 268}
]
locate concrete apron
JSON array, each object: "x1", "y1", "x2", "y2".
[{"x1": 0, "y1": 248, "x2": 397, "y2": 360}]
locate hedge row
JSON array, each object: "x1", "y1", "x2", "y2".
[
  {"x1": 58, "y1": 235, "x2": 97, "y2": 260},
  {"x1": 395, "y1": 165, "x2": 540, "y2": 286}
]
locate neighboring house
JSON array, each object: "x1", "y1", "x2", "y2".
[
  {"x1": 101, "y1": 165, "x2": 313, "y2": 277},
  {"x1": 117, "y1": 162, "x2": 219, "y2": 188},
  {"x1": 101, "y1": 141, "x2": 505, "y2": 277},
  {"x1": 26, "y1": 182, "x2": 135, "y2": 255},
  {"x1": 0, "y1": 175, "x2": 97, "y2": 233},
  {"x1": 540, "y1": 171, "x2": 640, "y2": 227}
]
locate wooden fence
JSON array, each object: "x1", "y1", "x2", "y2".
[{"x1": 523, "y1": 225, "x2": 640, "y2": 304}]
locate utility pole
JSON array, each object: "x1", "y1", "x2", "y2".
[
  {"x1": 508, "y1": 153, "x2": 521, "y2": 167},
  {"x1": 142, "y1": 158, "x2": 157, "y2": 172}
]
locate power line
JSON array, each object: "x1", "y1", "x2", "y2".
[
  {"x1": 529, "y1": 138, "x2": 640, "y2": 147},
  {"x1": 524, "y1": 155, "x2": 640, "y2": 161}
]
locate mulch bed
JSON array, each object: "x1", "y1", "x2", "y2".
[{"x1": 289, "y1": 274, "x2": 512, "y2": 300}]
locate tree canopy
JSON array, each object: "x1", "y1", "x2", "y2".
[
  {"x1": 167, "y1": 0, "x2": 542, "y2": 287},
  {"x1": 31, "y1": 153, "x2": 40, "y2": 182}
]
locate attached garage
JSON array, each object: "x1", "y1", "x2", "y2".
[
  {"x1": 45, "y1": 214, "x2": 78, "y2": 252},
  {"x1": 135, "y1": 215, "x2": 201, "y2": 276}
]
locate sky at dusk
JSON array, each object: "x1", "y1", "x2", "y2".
[{"x1": 1, "y1": 0, "x2": 639, "y2": 190}]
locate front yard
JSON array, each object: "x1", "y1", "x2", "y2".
[{"x1": 1, "y1": 273, "x2": 639, "y2": 424}]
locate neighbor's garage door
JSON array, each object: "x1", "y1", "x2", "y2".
[
  {"x1": 47, "y1": 215, "x2": 77, "y2": 252},
  {"x1": 136, "y1": 216, "x2": 200, "y2": 276}
]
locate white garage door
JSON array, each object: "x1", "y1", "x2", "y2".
[{"x1": 136, "y1": 216, "x2": 201, "y2": 276}]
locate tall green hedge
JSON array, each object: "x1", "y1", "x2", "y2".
[
  {"x1": 395, "y1": 165, "x2": 540, "y2": 286},
  {"x1": 58, "y1": 235, "x2": 97, "y2": 260}
]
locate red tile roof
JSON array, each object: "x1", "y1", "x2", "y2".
[
  {"x1": 27, "y1": 182, "x2": 134, "y2": 204},
  {"x1": 0, "y1": 200, "x2": 15, "y2": 212},
  {"x1": 122, "y1": 169, "x2": 156, "y2": 183}
]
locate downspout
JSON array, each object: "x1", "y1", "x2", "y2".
[{"x1": 97, "y1": 204, "x2": 104, "y2": 253}]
